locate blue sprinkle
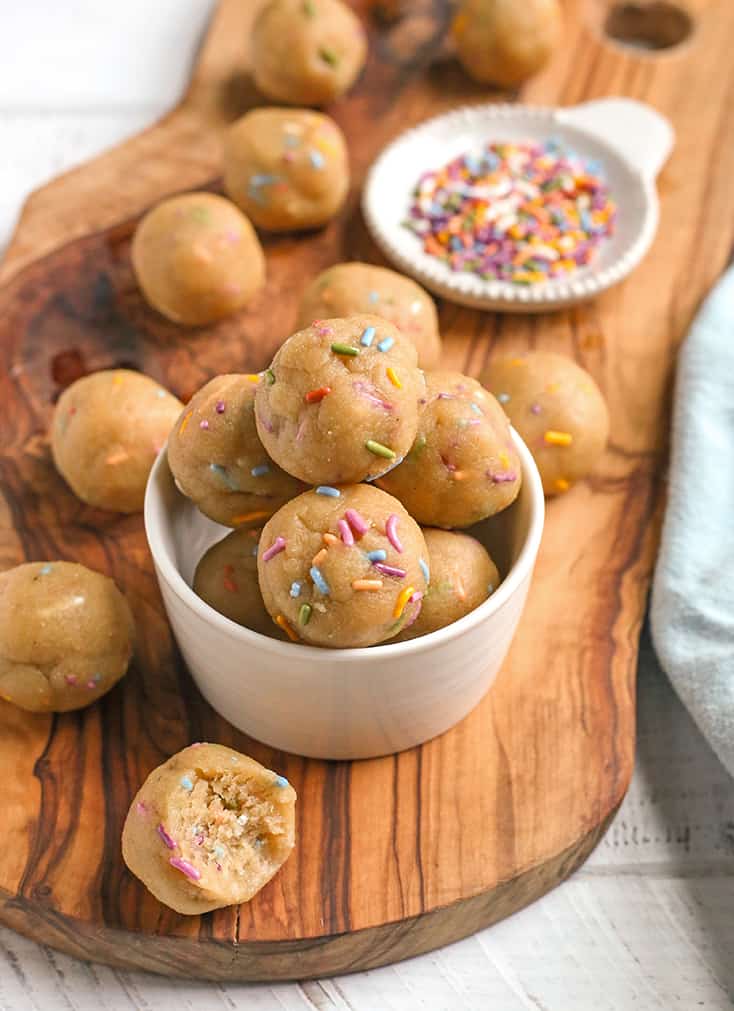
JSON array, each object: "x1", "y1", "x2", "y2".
[
  {"x1": 39, "y1": 564, "x2": 53, "y2": 575},
  {"x1": 251, "y1": 545, "x2": 259, "y2": 557},
  {"x1": 419, "y1": 557, "x2": 430, "y2": 583},
  {"x1": 250, "y1": 173, "x2": 280, "y2": 187},
  {"x1": 214, "y1": 844, "x2": 226, "y2": 858},
  {"x1": 315, "y1": 485, "x2": 340, "y2": 497},
  {"x1": 367, "y1": 291, "x2": 379, "y2": 303},
  {"x1": 210, "y1": 463, "x2": 239, "y2": 490},
  {"x1": 377, "y1": 336, "x2": 394, "y2": 353},
  {"x1": 360, "y1": 326, "x2": 376, "y2": 347},
  {"x1": 310, "y1": 566, "x2": 330, "y2": 595},
  {"x1": 255, "y1": 838, "x2": 265, "y2": 848},
  {"x1": 470, "y1": 402, "x2": 482, "y2": 415},
  {"x1": 284, "y1": 134, "x2": 300, "y2": 148},
  {"x1": 274, "y1": 775, "x2": 289, "y2": 788},
  {"x1": 156, "y1": 389, "x2": 166, "y2": 398},
  {"x1": 498, "y1": 392, "x2": 510, "y2": 404},
  {"x1": 180, "y1": 776, "x2": 194, "y2": 791},
  {"x1": 309, "y1": 149, "x2": 325, "y2": 169},
  {"x1": 251, "y1": 463, "x2": 271, "y2": 477},
  {"x1": 488, "y1": 583, "x2": 495, "y2": 594},
  {"x1": 290, "y1": 581, "x2": 302, "y2": 598},
  {"x1": 91, "y1": 672, "x2": 102, "y2": 684},
  {"x1": 367, "y1": 549, "x2": 387, "y2": 563}
]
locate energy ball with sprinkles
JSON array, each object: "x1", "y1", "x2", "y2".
[
  {"x1": 394, "y1": 529, "x2": 499, "y2": 641},
  {"x1": 122, "y1": 743, "x2": 296, "y2": 915},
  {"x1": 250, "y1": 0, "x2": 367, "y2": 107},
  {"x1": 168, "y1": 374, "x2": 304, "y2": 529},
  {"x1": 0, "y1": 562, "x2": 134, "y2": 713},
  {"x1": 296, "y1": 262, "x2": 442, "y2": 369},
  {"x1": 223, "y1": 108, "x2": 349, "y2": 233},
  {"x1": 131, "y1": 192, "x2": 265, "y2": 326},
  {"x1": 193, "y1": 529, "x2": 289, "y2": 639},
  {"x1": 379, "y1": 370, "x2": 521, "y2": 528},
  {"x1": 254, "y1": 315, "x2": 425, "y2": 485},
  {"x1": 480, "y1": 350, "x2": 609, "y2": 496},
  {"x1": 405, "y1": 139, "x2": 616, "y2": 285},
  {"x1": 257, "y1": 485, "x2": 428, "y2": 648}
]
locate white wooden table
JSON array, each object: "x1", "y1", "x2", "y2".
[{"x1": 1, "y1": 5, "x2": 733, "y2": 1008}]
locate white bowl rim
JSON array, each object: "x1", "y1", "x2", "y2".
[{"x1": 144, "y1": 428, "x2": 545, "y2": 664}]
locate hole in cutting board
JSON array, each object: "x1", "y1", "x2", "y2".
[{"x1": 604, "y1": 2, "x2": 693, "y2": 50}]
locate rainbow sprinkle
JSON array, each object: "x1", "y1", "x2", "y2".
[{"x1": 405, "y1": 139, "x2": 616, "y2": 284}]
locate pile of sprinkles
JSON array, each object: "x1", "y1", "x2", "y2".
[{"x1": 404, "y1": 138, "x2": 616, "y2": 284}]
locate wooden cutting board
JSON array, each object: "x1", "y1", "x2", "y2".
[{"x1": 1, "y1": 0, "x2": 732, "y2": 982}]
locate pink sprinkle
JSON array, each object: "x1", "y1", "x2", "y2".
[
  {"x1": 86, "y1": 680, "x2": 97, "y2": 689},
  {"x1": 257, "y1": 411, "x2": 274, "y2": 434},
  {"x1": 489, "y1": 470, "x2": 518, "y2": 484},
  {"x1": 345, "y1": 509, "x2": 369, "y2": 537},
  {"x1": 283, "y1": 151, "x2": 295, "y2": 163},
  {"x1": 169, "y1": 856, "x2": 201, "y2": 881},
  {"x1": 296, "y1": 418, "x2": 307, "y2": 441},
  {"x1": 437, "y1": 392, "x2": 455, "y2": 400},
  {"x1": 317, "y1": 326, "x2": 333, "y2": 336},
  {"x1": 354, "y1": 381, "x2": 393, "y2": 411},
  {"x1": 157, "y1": 824, "x2": 176, "y2": 850},
  {"x1": 195, "y1": 834, "x2": 205, "y2": 846},
  {"x1": 64, "y1": 674, "x2": 78, "y2": 686},
  {"x1": 216, "y1": 863, "x2": 222, "y2": 872},
  {"x1": 403, "y1": 599, "x2": 423, "y2": 630},
  {"x1": 530, "y1": 403, "x2": 542, "y2": 415},
  {"x1": 225, "y1": 229, "x2": 240, "y2": 244},
  {"x1": 409, "y1": 590, "x2": 423, "y2": 603},
  {"x1": 136, "y1": 801, "x2": 148, "y2": 815},
  {"x1": 262, "y1": 536, "x2": 286, "y2": 562},
  {"x1": 216, "y1": 400, "x2": 225, "y2": 414},
  {"x1": 337, "y1": 519, "x2": 354, "y2": 546},
  {"x1": 385, "y1": 514, "x2": 403, "y2": 553},
  {"x1": 373, "y1": 562, "x2": 406, "y2": 579},
  {"x1": 467, "y1": 419, "x2": 481, "y2": 427},
  {"x1": 200, "y1": 419, "x2": 210, "y2": 430}
]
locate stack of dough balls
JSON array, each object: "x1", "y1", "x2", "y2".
[
  {"x1": 173, "y1": 314, "x2": 525, "y2": 647},
  {"x1": 0, "y1": 561, "x2": 134, "y2": 713}
]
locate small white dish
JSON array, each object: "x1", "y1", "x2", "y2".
[
  {"x1": 144, "y1": 430, "x2": 544, "y2": 761},
  {"x1": 362, "y1": 97, "x2": 674, "y2": 312}
]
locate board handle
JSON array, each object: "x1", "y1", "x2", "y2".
[{"x1": 555, "y1": 98, "x2": 674, "y2": 180}]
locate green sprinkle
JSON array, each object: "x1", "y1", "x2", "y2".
[
  {"x1": 319, "y1": 46, "x2": 339, "y2": 67},
  {"x1": 303, "y1": 0, "x2": 316, "y2": 14},
  {"x1": 330, "y1": 342, "x2": 359, "y2": 357},
  {"x1": 190, "y1": 206, "x2": 211, "y2": 223},
  {"x1": 266, "y1": 369, "x2": 276, "y2": 384},
  {"x1": 409, "y1": 434, "x2": 427, "y2": 458},
  {"x1": 365, "y1": 439, "x2": 396, "y2": 460},
  {"x1": 299, "y1": 603, "x2": 312, "y2": 626}
]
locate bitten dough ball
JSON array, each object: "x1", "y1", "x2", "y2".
[
  {"x1": 167, "y1": 375, "x2": 304, "y2": 529},
  {"x1": 396, "y1": 529, "x2": 499, "y2": 641},
  {"x1": 51, "y1": 369, "x2": 182, "y2": 513},
  {"x1": 131, "y1": 192, "x2": 265, "y2": 326},
  {"x1": 255, "y1": 315, "x2": 425, "y2": 485},
  {"x1": 257, "y1": 485, "x2": 428, "y2": 648},
  {"x1": 480, "y1": 351, "x2": 609, "y2": 496},
  {"x1": 0, "y1": 562, "x2": 134, "y2": 713},
  {"x1": 224, "y1": 108, "x2": 349, "y2": 232},
  {"x1": 452, "y1": 0, "x2": 561, "y2": 87},
  {"x1": 251, "y1": 0, "x2": 367, "y2": 106},
  {"x1": 379, "y1": 370, "x2": 521, "y2": 528},
  {"x1": 296, "y1": 262, "x2": 441, "y2": 369},
  {"x1": 193, "y1": 529, "x2": 286, "y2": 639},
  {"x1": 122, "y1": 743, "x2": 296, "y2": 915}
]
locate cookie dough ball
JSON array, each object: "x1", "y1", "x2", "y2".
[
  {"x1": 251, "y1": 0, "x2": 367, "y2": 106},
  {"x1": 297, "y1": 263, "x2": 441, "y2": 369},
  {"x1": 224, "y1": 108, "x2": 349, "y2": 232},
  {"x1": 122, "y1": 743, "x2": 296, "y2": 915},
  {"x1": 168, "y1": 375, "x2": 304, "y2": 528},
  {"x1": 396, "y1": 530, "x2": 499, "y2": 641},
  {"x1": 0, "y1": 562, "x2": 134, "y2": 713},
  {"x1": 379, "y1": 371, "x2": 521, "y2": 528},
  {"x1": 452, "y1": 0, "x2": 561, "y2": 87},
  {"x1": 257, "y1": 485, "x2": 428, "y2": 648},
  {"x1": 480, "y1": 351, "x2": 609, "y2": 496},
  {"x1": 131, "y1": 192, "x2": 265, "y2": 326},
  {"x1": 194, "y1": 529, "x2": 286, "y2": 638},
  {"x1": 51, "y1": 369, "x2": 182, "y2": 513},
  {"x1": 255, "y1": 315, "x2": 425, "y2": 485}
]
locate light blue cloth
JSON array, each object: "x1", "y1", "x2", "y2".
[{"x1": 651, "y1": 266, "x2": 734, "y2": 777}]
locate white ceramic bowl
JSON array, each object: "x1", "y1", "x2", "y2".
[
  {"x1": 144, "y1": 430, "x2": 544, "y2": 760},
  {"x1": 363, "y1": 98, "x2": 674, "y2": 312}
]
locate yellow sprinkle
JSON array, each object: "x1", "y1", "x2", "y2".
[
  {"x1": 454, "y1": 576, "x2": 466, "y2": 602},
  {"x1": 393, "y1": 585, "x2": 415, "y2": 620},
  {"x1": 231, "y1": 510, "x2": 272, "y2": 525},
  {"x1": 509, "y1": 357, "x2": 526, "y2": 367},
  {"x1": 386, "y1": 367, "x2": 402, "y2": 389},
  {"x1": 312, "y1": 548, "x2": 328, "y2": 567},
  {"x1": 555, "y1": 478, "x2": 571, "y2": 492},
  {"x1": 179, "y1": 410, "x2": 193, "y2": 436},
  {"x1": 112, "y1": 374, "x2": 125, "y2": 386},
  {"x1": 499, "y1": 451, "x2": 510, "y2": 468},
  {"x1": 274, "y1": 614, "x2": 299, "y2": 642},
  {"x1": 352, "y1": 579, "x2": 383, "y2": 591},
  {"x1": 452, "y1": 470, "x2": 468, "y2": 481},
  {"x1": 545, "y1": 382, "x2": 560, "y2": 394},
  {"x1": 244, "y1": 373, "x2": 260, "y2": 383},
  {"x1": 323, "y1": 533, "x2": 338, "y2": 546},
  {"x1": 544, "y1": 430, "x2": 573, "y2": 446}
]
